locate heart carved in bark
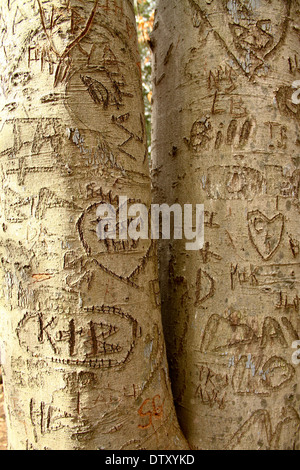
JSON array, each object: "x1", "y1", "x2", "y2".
[
  {"x1": 36, "y1": 0, "x2": 99, "y2": 86},
  {"x1": 37, "y1": 0, "x2": 99, "y2": 60},
  {"x1": 247, "y1": 210, "x2": 284, "y2": 260},
  {"x1": 189, "y1": 0, "x2": 291, "y2": 78},
  {"x1": 76, "y1": 196, "x2": 152, "y2": 283}
]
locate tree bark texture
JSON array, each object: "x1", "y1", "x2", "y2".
[
  {"x1": 152, "y1": 0, "x2": 300, "y2": 450},
  {"x1": 0, "y1": 0, "x2": 187, "y2": 450}
]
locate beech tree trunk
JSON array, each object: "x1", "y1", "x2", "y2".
[
  {"x1": 152, "y1": 0, "x2": 300, "y2": 450},
  {"x1": 0, "y1": 0, "x2": 187, "y2": 450}
]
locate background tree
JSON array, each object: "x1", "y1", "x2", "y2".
[
  {"x1": 0, "y1": 0, "x2": 187, "y2": 450},
  {"x1": 152, "y1": 0, "x2": 300, "y2": 450},
  {"x1": 135, "y1": 0, "x2": 155, "y2": 155}
]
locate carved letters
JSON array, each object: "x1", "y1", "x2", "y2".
[
  {"x1": 202, "y1": 165, "x2": 300, "y2": 201},
  {"x1": 188, "y1": 0, "x2": 291, "y2": 79},
  {"x1": 17, "y1": 305, "x2": 138, "y2": 368}
]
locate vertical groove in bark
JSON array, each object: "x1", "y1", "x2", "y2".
[
  {"x1": 152, "y1": 0, "x2": 300, "y2": 450},
  {"x1": 0, "y1": 0, "x2": 187, "y2": 450}
]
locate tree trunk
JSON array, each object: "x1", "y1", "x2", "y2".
[
  {"x1": 152, "y1": 0, "x2": 300, "y2": 450},
  {"x1": 0, "y1": 0, "x2": 187, "y2": 450}
]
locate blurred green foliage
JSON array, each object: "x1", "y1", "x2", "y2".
[{"x1": 134, "y1": 0, "x2": 155, "y2": 155}]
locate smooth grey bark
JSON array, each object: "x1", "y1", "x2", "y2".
[
  {"x1": 152, "y1": 0, "x2": 300, "y2": 450},
  {"x1": 0, "y1": 0, "x2": 187, "y2": 450}
]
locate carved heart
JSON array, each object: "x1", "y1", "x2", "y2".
[
  {"x1": 76, "y1": 197, "x2": 152, "y2": 283},
  {"x1": 247, "y1": 210, "x2": 284, "y2": 260},
  {"x1": 37, "y1": 0, "x2": 99, "y2": 61},
  {"x1": 189, "y1": 0, "x2": 291, "y2": 78}
]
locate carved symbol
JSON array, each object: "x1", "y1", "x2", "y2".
[
  {"x1": 150, "y1": 279, "x2": 161, "y2": 307},
  {"x1": 188, "y1": 0, "x2": 291, "y2": 78},
  {"x1": 30, "y1": 398, "x2": 78, "y2": 437},
  {"x1": 34, "y1": 187, "x2": 82, "y2": 219},
  {"x1": 112, "y1": 113, "x2": 145, "y2": 161},
  {"x1": 247, "y1": 210, "x2": 284, "y2": 260},
  {"x1": 65, "y1": 42, "x2": 145, "y2": 163},
  {"x1": 0, "y1": 118, "x2": 63, "y2": 158},
  {"x1": 201, "y1": 313, "x2": 298, "y2": 356},
  {"x1": 186, "y1": 117, "x2": 212, "y2": 151},
  {"x1": 288, "y1": 54, "x2": 300, "y2": 75},
  {"x1": 211, "y1": 91, "x2": 248, "y2": 117},
  {"x1": 289, "y1": 236, "x2": 299, "y2": 259},
  {"x1": 232, "y1": 355, "x2": 295, "y2": 396},
  {"x1": 230, "y1": 264, "x2": 259, "y2": 291},
  {"x1": 264, "y1": 121, "x2": 287, "y2": 149},
  {"x1": 188, "y1": 116, "x2": 254, "y2": 154},
  {"x1": 199, "y1": 242, "x2": 222, "y2": 264},
  {"x1": 76, "y1": 195, "x2": 152, "y2": 282},
  {"x1": 195, "y1": 269, "x2": 215, "y2": 306},
  {"x1": 36, "y1": 0, "x2": 99, "y2": 86},
  {"x1": 0, "y1": 118, "x2": 64, "y2": 184},
  {"x1": 208, "y1": 65, "x2": 237, "y2": 94},
  {"x1": 195, "y1": 365, "x2": 228, "y2": 409},
  {"x1": 203, "y1": 165, "x2": 300, "y2": 201},
  {"x1": 227, "y1": 407, "x2": 300, "y2": 450},
  {"x1": 230, "y1": 262, "x2": 300, "y2": 295},
  {"x1": 204, "y1": 211, "x2": 220, "y2": 228},
  {"x1": 80, "y1": 75, "x2": 110, "y2": 108},
  {"x1": 276, "y1": 293, "x2": 300, "y2": 312},
  {"x1": 99, "y1": 0, "x2": 124, "y2": 16},
  {"x1": 200, "y1": 314, "x2": 255, "y2": 353},
  {"x1": 17, "y1": 305, "x2": 139, "y2": 368},
  {"x1": 67, "y1": 128, "x2": 126, "y2": 175},
  {"x1": 276, "y1": 86, "x2": 300, "y2": 124},
  {"x1": 65, "y1": 45, "x2": 134, "y2": 131},
  {"x1": 77, "y1": 46, "x2": 134, "y2": 110},
  {"x1": 1, "y1": 185, "x2": 81, "y2": 224}
]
